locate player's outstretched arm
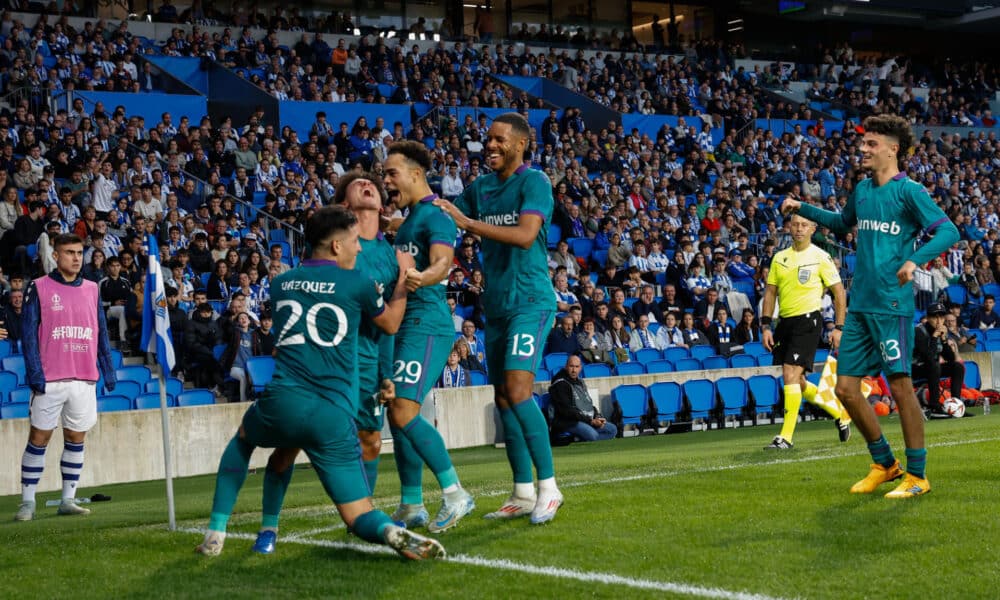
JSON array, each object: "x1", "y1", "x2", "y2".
[
  {"x1": 786, "y1": 195, "x2": 856, "y2": 234},
  {"x1": 434, "y1": 198, "x2": 543, "y2": 249}
]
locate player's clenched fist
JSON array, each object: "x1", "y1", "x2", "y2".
[
  {"x1": 379, "y1": 379, "x2": 396, "y2": 404},
  {"x1": 780, "y1": 196, "x2": 801, "y2": 215},
  {"x1": 405, "y1": 267, "x2": 424, "y2": 291}
]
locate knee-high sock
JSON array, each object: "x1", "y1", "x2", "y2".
[
  {"x1": 511, "y1": 398, "x2": 555, "y2": 481},
  {"x1": 208, "y1": 435, "x2": 254, "y2": 532},
  {"x1": 352, "y1": 509, "x2": 394, "y2": 544},
  {"x1": 401, "y1": 415, "x2": 458, "y2": 491},
  {"x1": 60, "y1": 441, "x2": 85, "y2": 500},
  {"x1": 779, "y1": 384, "x2": 802, "y2": 441},
  {"x1": 499, "y1": 407, "x2": 533, "y2": 485},
  {"x1": 803, "y1": 381, "x2": 842, "y2": 419},
  {"x1": 905, "y1": 448, "x2": 927, "y2": 479},
  {"x1": 390, "y1": 423, "x2": 424, "y2": 505},
  {"x1": 363, "y1": 457, "x2": 380, "y2": 493},
  {"x1": 261, "y1": 463, "x2": 294, "y2": 530},
  {"x1": 21, "y1": 442, "x2": 46, "y2": 503}
]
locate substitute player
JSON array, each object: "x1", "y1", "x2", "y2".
[
  {"x1": 436, "y1": 112, "x2": 563, "y2": 524},
  {"x1": 383, "y1": 141, "x2": 475, "y2": 533},
  {"x1": 782, "y1": 114, "x2": 959, "y2": 498},
  {"x1": 761, "y1": 213, "x2": 849, "y2": 450},
  {"x1": 15, "y1": 233, "x2": 117, "y2": 521},
  {"x1": 248, "y1": 172, "x2": 400, "y2": 555},
  {"x1": 196, "y1": 206, "x2": 444, "y2": 561}
]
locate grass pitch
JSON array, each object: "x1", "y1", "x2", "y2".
[{"x1": 2, "y1": 410, "x2": 999, "y2": 599}]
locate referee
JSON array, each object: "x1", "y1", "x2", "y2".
[{"x1": 761, "y1": 214, "x2": 849, "y2": 450}]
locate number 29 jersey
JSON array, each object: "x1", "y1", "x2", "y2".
[{"x1": 268, "y1": 258, "x2": 385, "y2": 410}]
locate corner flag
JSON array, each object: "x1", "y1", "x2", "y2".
[{"x1": 140, "y1": 234, "x2": 175, "y2": 373}]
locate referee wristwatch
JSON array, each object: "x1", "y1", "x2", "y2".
[{"x1": 834, "y1": 324, "x2": 844, "y2": 331}]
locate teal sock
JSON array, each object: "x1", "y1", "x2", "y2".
[
  {"x1": 352, "y1": 509, "x2": 394, "y2": 544},
  {"x1": 261, "y1": 463, "x2": 294, "y2": 530},
  {"x1": 402, "y1": 415, "x2": 458, "y2": 489},
  {"x1": 363, "y1": 457, "x2": 380, "y2": 493},
  {"x1": 905, "y1": 448, "x2": 927, "y2": 479},
  {"x1": 390, "y1": 423, "x2": 424, "y2": 505},
  {"x1": 511, "y1": 398, "x2": 555, "y2": 480},
  {"x1": 500, "y1": 407, "x2": 534, "y2": 484},
  {"x1": 208, "y1": 435, "x2": 254, "y2": 532},
  {"x1": 867, "y1": 434, "x2": 896, "y2": 469}
]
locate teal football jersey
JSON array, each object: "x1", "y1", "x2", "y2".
[
  {"x1": 454, "y1": 165, "x2": 557, "y2": 318},
  {"x1": 268, "y1": 259, "x2": 384, "y2": 410},
  {"x1": 798, "y1": 173, "x2": 959, "y2": 316},
  {"x1": 357, "y1": 233, "x2": 398, "y2": 384},
  {"x1": 393, "y1": 197, "x2": 456, "y2": 334}
]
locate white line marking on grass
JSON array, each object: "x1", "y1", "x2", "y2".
[{"x1": 178, "y1": 528, "x2": 792, "y2": 600}]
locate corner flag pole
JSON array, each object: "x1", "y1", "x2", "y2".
[{"x1": 158, "y1": 366, "x2": 177, "y2": 531}]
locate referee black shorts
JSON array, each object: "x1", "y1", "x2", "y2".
[{"x1": 770, "y1": 311, "x2": 822, "y2": 371}]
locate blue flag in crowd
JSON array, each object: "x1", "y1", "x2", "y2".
[{"x1": 140, "y1": 234, "x2": 176, "y2": 373}]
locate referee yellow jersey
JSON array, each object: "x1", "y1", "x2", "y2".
[{"x1": 767, "y1": 244, "x2": 841, "y2": 318}]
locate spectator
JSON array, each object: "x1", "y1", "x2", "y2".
[
  {"x1": 544, "y1": 315, "x2": 581, "y2": 356},
  {"x1": 458, "y1": 319, "x2": 486, "y2": 367},
  {"x1": 549, "y1": 356, "x2": 617, "y2": 442},
  {"x1": 706, "y1": 306, "x2": 737, "y2": 357},
  {"x1": 548, "y1": 240, "x2": 579, "y2": 279},
  {"x1": 693, "y1": 288, "x2": 726, "y2": 326},
  {"x1": 606, "y1": 314, "x2": 631, "y2": 362},
  {"x1": 733, "y1": 308, "x2": 761, "y2": 346},
  {"x1": 655, "y1": 312, "x2": 685, "y2": 349},
  {"x1": 2, "y1": 288, "x2": 24, "y2": 348},
  {"x1": 221, "y1": 311, "x2": 259, "y2": 403},
  {"x1": 629, "y1": 315, "x2": 662, "y2": 351},
  {"x1": 576, "y1": 317, "x2": 614, "y2": 366},
  {"x1": 438, "y1": 343, "x2": 469, "y2": 389},
  {"x1": 969, "y1": 294, "x2": 1000, "y2": 330},
  {"x1": 944, "y1": 312, "x2": 977, "y2": 352},
  {"x1": 185, "y1": 302, "x2": 222, "y2": 391},
  {"x1": 630, "y1": 284, "x2": 664, "y2": 324},
  {"x1": 164, "y1": 286, "x2": 187, "y2": 378},
  {"x1": 553, "y1": 273, "x2": 580, "y2": 312},
  {"x1": 205, "y1": 259, "x2": 231, "y2": 301},
  {"x1": 680, "y1": 312, "x2": 711, "y2": 348},
  {"x1": 454, "y1": 338, "x2": 486, "y2": 374},
  {"x1": 99, "y1": 256, "x2": 131, "y2": 348},
  {"x1": 913, "y1": 303, "x2": 966, "y2": 417}
]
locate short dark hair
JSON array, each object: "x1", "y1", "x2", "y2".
[
  {"x1": 53, "y1": 233, "x2": 83, "y2": 249},
  {"x1": 862, "y1": 115, "x2": 914, "y2": 166},
  {"x1": 333, "y1": 170, "x2": 385, "y2": 206},
  {"x1": 387, "y1": 140, "x2": 433, "y2": 172},
  {"x1": 305, "y1": 205, "x2": 358, "y2": 250},
  {"x1": 493, "y1": 112, "x2": 530, "y2": 140}
]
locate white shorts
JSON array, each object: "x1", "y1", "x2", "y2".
[{"x1": 30, "y1": 380, "x2": 98, "y2": 432}]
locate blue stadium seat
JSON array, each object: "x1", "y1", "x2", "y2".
[
  {"x1": 468, "y1": 370, "x2": 488, "y2": 386},
  {"x1": 0, "y1": 339, "x2": 12, "y2": 359},
  {"x1": 690, "y1": 345, "x2": 716, "y2": 362},
  {"x1": 0, "y1": 402, "x2": 29, "y2": 419},
  {"x1": 648, "y1": 381, "x2": 682, "y2": 424},
  {"x1": 145, "y1": 378, "x2": 184, "y2": 399},
  {"x1": 116, "y1": 366, "x2": 152, "y2": 386},
  {"x1": 581, "y1": 363, "x2": 612, "y2": 378},
  {"x1": 633, "y1": 348, "x2": 662, "y2": 366},
  {"x1": 0, "y1": 371, "x2": 18, "y2": 403},
  {"x1": 177, "y1": 390, "x2": 216, "y2": 407},
  {"x1": 683, "y1": 379, "x2": 716, "y2": 423},
  {"x1": 543, "y1": 352, "x2": 569, "y2": 374},
  {"x1": 814, "y1": 349, "x2": 830, "y2": 365},
  {"x1": 758, "y1": 352, "x2": 774, "y2": 366},
  {"x1": 246, "y1": 356, "x2": 276, "y2": 394},
  {"x1": 743, "y1": 342, "x2": 766, "y2": 357},
  {"x1": 983, "y1": 283, "x2": 1000, "y2": 299},
  {"x1": 567, "y1": 237, "x2": 594, "y2": 261},
  {"x1": 592, "y1": 249, "x2": 608, "y2": 267},
  {"x1": 663, "y1": 347, "x2": 690, "y2": 362},
  {"x1": 134, "y1": 392, "x2": 176, "y2": 410},
  {"x1": 945, "y1": 284, "x2": 967, "y2": 305},
  {"x1": 674, "y1": 358, "x2": 702, "y2": 372},
  {"x1": 645, "y1": 359, "x2": 674, "y2": 374},
  {"x1": 730, "y1": 354, "x2": 757, "y2": 369},
  {"x1": 110, "y1": 349, "x2": 124, "y2": 369},
  {"x1": 613, "y1": 362, "x2": 645, "y2": 376},
  {"x1": 9, "y1": 387, "x2": 30, "y2": 405},
  {"x1": 716, "y1": 376, "x2": 748, "y2": 425},
  {"x1": 547, "y1": 224, "x2": 561, "y2": 249},
  {"x1": 212, "y1": 344, "x2": 227, "y2": 361},
  {"x1": 611, "y1": 384, "x2": 649, "y2": 432},
  {"x1": 964, "y1": 360, "x2": 981, "y2": 390},
  {"x1": 748, "y1": 374, "x2": 780, "y2": 423},
  {"x1": 701, "y1": 355, "x2": 729, "y2": 370},
  {"x1": 984, "y1": 329, "x2": 1000, "y2": 342},
  {"x1": 97, "y1": 395, "x2": 132, "y2": 412},
  {"x1": 535, "y1": 367, "x2": 552, "y2": 382},
  {"x1": 111, "y1": 381, "x2": 142, "y2": 402},
  {"x1": 1, "y1": 355, "x2": 26, "y2": 385}
]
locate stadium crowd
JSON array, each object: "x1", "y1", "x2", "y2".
[{"x1": 0, "y1": 9, "x2": 997, "y2": 399}]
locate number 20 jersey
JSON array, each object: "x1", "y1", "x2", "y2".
[{"x1": 268, "y1": 259, "x2": 385, "y2": 410}]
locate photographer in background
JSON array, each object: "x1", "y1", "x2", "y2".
[{"x1": 913, "y1": 303, "x2": 966, "y2": 417}]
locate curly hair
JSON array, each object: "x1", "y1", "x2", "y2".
[{"x1": 862, "y1": 115, "x2": 914, "y2": 168}]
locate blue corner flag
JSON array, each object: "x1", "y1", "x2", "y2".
[{"x1": 140, "y1": 234, "x2": 176, "y2": 373}]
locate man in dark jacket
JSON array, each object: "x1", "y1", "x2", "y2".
[
  {"x1": 187, "y1": 232, "x2": 214, "y2": 275},
  {"x1": 164, "y1": 286, "x2": 187, "y2": 378},
  {"x1": 185, "y1": 302, "x2": 221, "y2": 390},
  {"x1": 913, "y1": 303, "x2": 965, "y2": 416},
  {"x1": 549, "y1": 355, "x2": 616, "y2": 441}
]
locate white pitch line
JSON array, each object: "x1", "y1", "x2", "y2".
[
  {"x1": 178, "y1": 528, "x2": 792, "y2": 600},
  {"x1": 162, "y1": 433, "x2": 1000, "y2": 530}
]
